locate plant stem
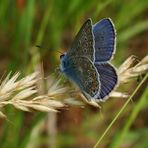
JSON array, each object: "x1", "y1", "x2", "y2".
[{"x1": 93, "y1": 74, "x2": 148, "y2": 148}]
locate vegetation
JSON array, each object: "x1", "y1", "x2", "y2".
[{"x1": 0, "y1": 0, "x2": 147, "y2": 147}]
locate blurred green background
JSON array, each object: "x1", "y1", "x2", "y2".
[{"x1": 0, "y1": 0, "x2": 147, "y2": 147}]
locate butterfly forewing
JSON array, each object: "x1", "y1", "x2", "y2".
[
  {"x1": 67, "y1": 19, "x2": 95, "y2": 62},
  {"x1": 93, "y1": 18, "x2": 116, "y2": 62}
]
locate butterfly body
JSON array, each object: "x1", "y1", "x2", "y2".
[{"x1": 60, "y1": 18, "x2": 118, "y2": 102}]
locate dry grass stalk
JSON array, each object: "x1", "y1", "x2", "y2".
[
  {"x1": 118, "y1": 55, "x2": 148, "y2": 83},
  {"x1": 0, "y1": 55, "x2": 147, "y2": 117},
  {"x1": 108, "y1": 55, "x2": 148, "y2": 99},
  {"x1": 0, "y1": 72, "x2": 65, "y2": 118}
]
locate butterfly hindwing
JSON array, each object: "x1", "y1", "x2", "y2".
[
  {"x1": 93, "y1": 18, "x2": 116, "y2": 62},
  {"x1": 67, "y1": 19, "x2": 95, "y2": 62},
  {"x1": 64, "y1": 56, "x2": 100, "y2": 99},
  {"x1": 94, "y1": 63, "x2": 118, "y2": 101}
]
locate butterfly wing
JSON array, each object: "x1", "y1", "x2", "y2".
[
  {"x1": 61, "y1": 18, "x2": 117, "y2": 102},
  {"x1": 63, "y1": 56, "x2": 100, "y2": 100},
  {"x1": 67, "y1": 19, "x2": 95, "y2": 62},
  {"x1": 94, "y1": 63, "x2": 118, "y2": 101},
  {"x1": 93, "y1": 18, "x2": 116, "y2": 63}
]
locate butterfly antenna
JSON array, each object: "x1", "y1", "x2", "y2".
[{"x1": 36, "y1": 45, "x2": 64, "y2": 55}]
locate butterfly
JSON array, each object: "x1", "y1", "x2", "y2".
[{"x1": 60, "y1": 18, "x2": 118, "y2": 102}]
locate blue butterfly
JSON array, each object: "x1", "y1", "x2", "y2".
[{"x1": 60, "y1": 18, "x2": 118, "y2": 102}]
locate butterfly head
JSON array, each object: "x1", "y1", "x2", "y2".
[
  {"x1": 60, "y1": 54, "x2": 65, "y2": 59},
  {"x1": 60, "y1": 53, "x2": 67, "y2": 72}
]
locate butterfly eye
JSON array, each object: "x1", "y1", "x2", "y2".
[{"x1": 60, "y1": 54, "x2": 65, "y2": 59}]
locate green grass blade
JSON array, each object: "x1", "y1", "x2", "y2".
[
  {"x1": 116, "y1": 0, "x2": 148, "y2": 30},
  {"x1": 93, "y1": 74, "x2": 148, "y2": 148},
  {"x1": 93, "y1": 0, "x2": 113, "y2": 19},
  {"x1": 118, "y1": 20, "x2": 148, "y2": 43},
  {"x1": 19, "y1": 113, "x2": 46, "y2": 148},
  {"x1": 110, "y1": 80, "x2": 148, "y2": 148}
]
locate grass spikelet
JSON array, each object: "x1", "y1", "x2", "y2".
[
  {"x1": 0, "y1": 72, "x2": 65, "y2": 117},
  {"x1": 47, "y1": 77, "x2": 68, "y2": 97},
  {"x1": 0, "y1": 55, "x2": 147, "y2": 118},
  {"x1": 107, "y1": 55, "x2": 148, "y2": 99},
  {"x1": 118, "y1": 55, "x2": 148, "y2": 83}
]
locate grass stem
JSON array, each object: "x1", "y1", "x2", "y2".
[{"x1": 93, "y1": 74, "x2": 147, "y2": 148}]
